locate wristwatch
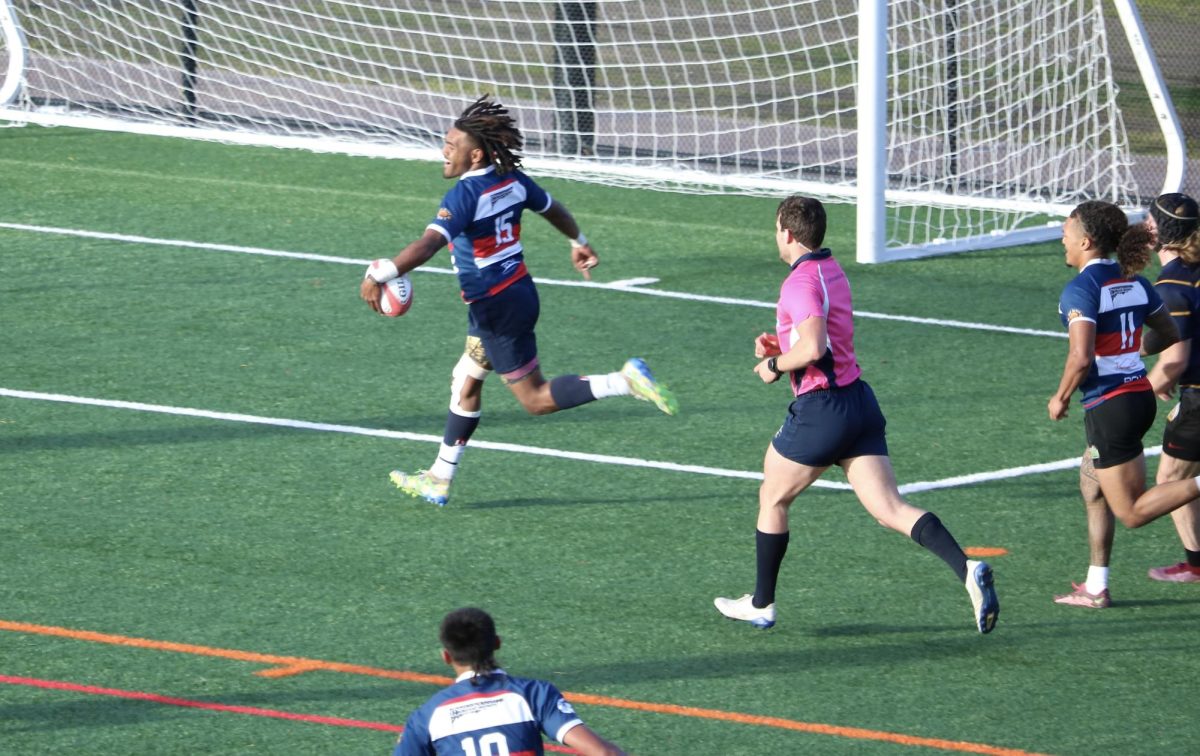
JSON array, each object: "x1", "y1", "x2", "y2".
[{"x1": 767, "y1": 357, "x2": 783, "y2": 376}]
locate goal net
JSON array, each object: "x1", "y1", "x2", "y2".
[{"x1": 0, "y1": 1, "x2": 1157, "y2": 260}]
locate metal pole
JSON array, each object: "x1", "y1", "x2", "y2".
[
  {"x1": 944, "y1": 0, "x2": 960, "y2": 191},
  {"x1": 180, "y1": 0, "x2": 200, "y2": 124},
  {"x1": 0, "y1": 0, "x2": 28, "y2": 106},
  {"x1": 856, "y1": 0, "x2": 888, "y2": 263},
  {"x1": 1110, "y1": 0, "x2": 1185, "y2": 195}
]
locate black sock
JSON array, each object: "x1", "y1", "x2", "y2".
[
  {"x1": 752, "y1": 530, "x2": 789, "y2": 608},
  {"x1": 1186, "y1": 549, "x2": 1200, "y2": 568},
  {"x1": 442, "y1": 411, "x2": 480, "y2": 446},
  {"x1": 549, "y1": 375, "x2": 597, "y2": 410},
  {"x1": 910, "y1": 512, "x2": 968, "y2": 583}
]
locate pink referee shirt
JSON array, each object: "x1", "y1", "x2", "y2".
[{"x1": 776, "y1": 249, "x2": 862, "y2": 396}]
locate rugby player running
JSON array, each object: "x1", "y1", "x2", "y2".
[
  {"x1": 1049, "y1": 199, "x2": 1200, "y2": 607},
  {"x1": 1144, "y1": 193, "x2": 1200, "y2": 584},
  {"x1": 360, "y1": 97, "x2": 676, "y2": 506}
]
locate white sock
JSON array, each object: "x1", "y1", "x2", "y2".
[
  {"x1": 429, "y1": 443, "x2": 464, "y2": 481},
  {"x1": 1084, "y1": 565, "x2": 1109, "y2": 595},
  {"x1": 586, "y1": 371, "x2": 632, "y2": 399}
]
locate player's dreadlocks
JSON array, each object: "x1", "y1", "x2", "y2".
[{"x1": 454, "y1": 96, "x2": 524, "y2": 176}]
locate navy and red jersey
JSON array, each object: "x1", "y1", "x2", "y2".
[
  {"x1": 426, "y1": 165, "x2": 553, "y2": 303},
  {"x1": 1058, "y1": 258, "x2": 1164, "y2": 409},
  {"x1": 394, "y1": 670, "x2": 583, "y2": 756},
  {"x1": 1154, "y1": 256, "x2": 1200, "y2": 389}
]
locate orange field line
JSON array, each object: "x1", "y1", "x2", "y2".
[
  {"x1": 0, "y1": 674, "x2": 578, "y2": 754},
  {"x1": 0, "y1": 618, "x2": 1044, "y2": 755}
]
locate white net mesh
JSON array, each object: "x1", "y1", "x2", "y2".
[
  {"x1": 0, "y1": 0, "x2": 1141, "y2": 256},
  {"x1": 886, "y1": 0, "x2": 1139, "y2": 252}
]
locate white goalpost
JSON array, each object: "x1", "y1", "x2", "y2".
[{"x1": 0, "y1": 1, "x2": 1185, "y2": 262}]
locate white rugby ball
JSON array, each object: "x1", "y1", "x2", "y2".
[{"x1": 379, "y1": 274, "x2": 414, "y2": 317}]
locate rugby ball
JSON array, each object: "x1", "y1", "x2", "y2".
[{"x1": 379, "y1": 274, "x2": 414, "y2": 317}]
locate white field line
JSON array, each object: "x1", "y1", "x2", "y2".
[
  {"x1": 0, "y1": 221, "x2": 1065, "y2": 339},
  {"x1": 1, "y1": 387, "x2": 1138, "y2": 495},
  {"x1": 0, "y1": 387, "x2": 795, "y2": 487}
]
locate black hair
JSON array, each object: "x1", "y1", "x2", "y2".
[
  {"x1": 1070, "y1": 200, "x2": 1153, "y2": 277},
  {"x1": 439, "y1": 607, "x2": 499, "y2": 679},
  {"x1": 454, "y1": 96, "x2": 524, "y2": 175}
]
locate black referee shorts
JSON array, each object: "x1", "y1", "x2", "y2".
[
  {"x1": 771, "y1": 379, "x2": 888, "y2": 467},
  {"x1": 1083, "y1": 389, "x2": 1156, "y2": 469},
  {"x1": 1162, "y1": 389, "x2": 1200, "y2": 462}
]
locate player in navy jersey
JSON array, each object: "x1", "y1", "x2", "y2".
[
  {"x1": 1048, "y1": 200, "x2": 1200, "y2": 607},
  {"x1": 1144, "y1": 193, "x2": 1200, "y2": 583},
  {"x1": 395, "y1": 608, "x2": 625, "y2": 756},
  {"x1": 360, "y1": 97, "x2": 676, "y2": 506}
]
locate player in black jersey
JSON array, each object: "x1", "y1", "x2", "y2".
[{"x1": 1145, "y1": 193, "x2": 1200, "y2": 583}]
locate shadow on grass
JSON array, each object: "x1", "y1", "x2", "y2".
[
  {"x1": 0, "y1": 415, "x2": 439, "y2": 454},
  {"x1": 0, "y1": 681, "x2": 415, "y2": 734},
  {"x1": 544, "y1": 636, "x2": 992, "y2": 689},
  {"x1": 468, "y1": 492, "x2": 732, "y2": 509}
]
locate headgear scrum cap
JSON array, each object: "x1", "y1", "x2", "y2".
[{"x1": 1150, "y1": 193, "x2": 1200, "y2": 246}]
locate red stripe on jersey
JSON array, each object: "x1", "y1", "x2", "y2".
[
  {"x1": 1083, "y1": 378, "x2": 1151, "y2": 409},
  {"x1": 1094, "y1": 329, "x2": 1141, "y2": 356},
  {"x1": 440, "y1": 689, "x2": 511, "y2": 707},
  {"x1": 482, "y1": 177, "x2": 518, "y2": 197},
  {"x1": 461, "y1": 263, "x2": 529, "y2": 303},
  {"x1": 472, "y1": 223, "x2": 522, "y2": 258}
]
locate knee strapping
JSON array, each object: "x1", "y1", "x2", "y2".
[{"x1": 450, "y1": 353, "x2": 490, "y2": 417}]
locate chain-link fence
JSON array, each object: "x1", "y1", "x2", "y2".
[{"x1": 1105, "y1": 0, "x2": 1199, "y2": 200}]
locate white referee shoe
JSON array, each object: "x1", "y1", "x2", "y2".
[
  {"x1": 965, "y1": 560, "x2": 999, "y2": 634},
  {"x1": 714, "y1": 593, "x2": 776, "y2": 629}
]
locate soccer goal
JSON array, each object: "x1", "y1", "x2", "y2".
[{"x1": 0, "y1": 1, "x2": 1184, "y2": 262}]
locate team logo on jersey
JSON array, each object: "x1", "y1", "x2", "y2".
[
  {"x1": 1066, "y1": 309, "x2": 1084, "y2": 323},
  {"x1": 437, "y1": 208, "x2": 453, "y2": 220},
  {"x1": 1107, "y1": 283, "x2": 1136, "y2": 300},
  {"x1": 488, "y1": 185, "x2": 515, "y2": 208},
  {"x1": 556, "y1": 699, "x2": 576, "y2": 715}
]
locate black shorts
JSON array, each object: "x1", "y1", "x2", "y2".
[
  {"x1": 1162, "y1": 389, "x2": 1200, "y2": 462},
  {"x1": 771, "y1": 379, "x2": 889, "y2": 467},
  {"x1": 467, "y1": 276, "x2": 540, "y2": 378},
  {"x1": 1083, "y1": 390, "x2": 1156, "y2": 469}
]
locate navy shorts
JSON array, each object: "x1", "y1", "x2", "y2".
[
  {"x1": 771, "y1": 379, "x2": 889, "y2": 467},
  {"x1": 1084, "y1": 389, "x2": 1156, "y2": 468},
  {"x1": 1163, "y1": 390, "x2": 1200, "y2": 462},
  {"x1": 467, "y1": 275, "x2": 540, "y2": 379}
]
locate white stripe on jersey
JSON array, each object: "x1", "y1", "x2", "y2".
[
  {"x1": 1095, "y1": 352, "x2": 1146, "y2": 377},
  {"x1": 475, "y1": 243, "x2": 524, "y2": 269},
  {"x1": 474, "y1": 180, "x2": 528, "y2": 222},
  {"x1": 555, "y1": 719, "x2": 584, "y2": 743},
  {"x1": 1098, "y1": 280, "x2": 1148, "y2": 313},
  {"x1": 428, "y1": 690, "x2": 535, "y2": 740},
  {"x1": 426, "y1": 223, "x2": 452, "y2": 243}
]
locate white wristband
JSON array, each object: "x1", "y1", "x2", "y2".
[
  {"x1": 366, "y1": 258, "x2": 399, "y2": 283},
  {"x1": 570, "y1": 233, "x2": 588, "y2": 249}
]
